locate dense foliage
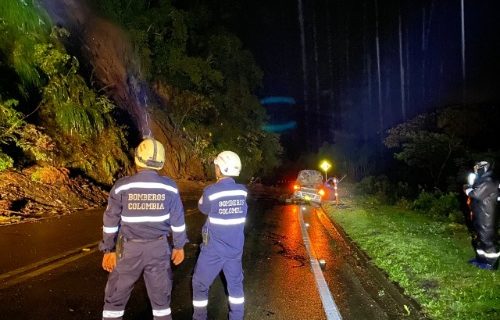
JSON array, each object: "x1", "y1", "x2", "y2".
[
  {"x1": 92, "y1": 0, "x2": 282, "y2": 179},
  {"x1": 384, "y1": 105, "x2": 500, "y2": 191},
  {"x1": 347, "y1": 104, "x2": 500, "y2": 223},
  {"x1": 0, "y1": 1, "x2": 129, "y2": 185},
  {"x1": 1, "y1": 0, "x2": 281, "y2": 184}
]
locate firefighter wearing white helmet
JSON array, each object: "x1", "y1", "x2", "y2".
[
  {"x1": 192, "y1": 150, "x2": 248, "y2": 320},
  {"x1": 214, "y1": 150, "x2": 242, "y2": 176},
  {"x1": 464, "y1": 161, "x2": 499, "y2": 270},
  {"x1": 100, "y1": 137, "x2": 187, "y2": 320}
]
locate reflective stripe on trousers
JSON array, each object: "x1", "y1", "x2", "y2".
[
  {"x1": 102, "y1": 239, "x2": 173, "y2": 320},
  {"x1": 192, "y1": 249, "x2": 244, "y2": 320}
]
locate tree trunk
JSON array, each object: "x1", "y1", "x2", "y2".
[
  {"x1": 312, "y1": 4, "x2": 321, "y2": 147},
  {"x1": 297, "y1": 0, "x2": 310, "y2": 146},
  {"x1": 461, "y1": 0, "x2": 466, "y2": 105},
  {"x1": 405, "y1": 12, "x2": 411, "y2": 113},
  {"x1": 325, "y1": 0, "x2": 335, "y2": 142},
  {"x1": 398, "y1": 8, "x2": 406, "y2": 121},
  {"x1": 374, "y1": 0, "x2": 383, "y2": 140},
  {"x1": 362, "y1": 0, "x2": 371, "y2": 140}
]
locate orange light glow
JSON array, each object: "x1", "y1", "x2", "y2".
[
  {"x1": 293, "y1": 184, "x2": 300, "y2": 190},
  {"x1": 318, "y1": 189, "x2": 325, "y2": 197}
]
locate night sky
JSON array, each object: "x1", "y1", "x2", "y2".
[{"x1": 219, "y1": 0, "x2": 500, "y2": 149}]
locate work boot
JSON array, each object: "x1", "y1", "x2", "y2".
[{"x1": 470, "y1": 259, "x2": 497, "y2": 270}]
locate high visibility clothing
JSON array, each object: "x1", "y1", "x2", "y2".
[
  {"x1": 466, "y1": 170, "x2": 499, "y2": 268},
  {"x1": 193, "y1": 177, "x2": 248, "y2": 320},
  {"x1": 103, "y1": 238, "x2": 172, "y2": 320},
  {"x1": 99, "y1": 170, "x2": 187, "y2": 252},
  {"x1": 100, "y1": 169, "x2": 187, "y2": 320}
]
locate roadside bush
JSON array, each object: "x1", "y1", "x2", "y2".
[
  {"x1": 30, "y1": 166, "x2": 69, "y2": 184},
  {"x1": 430, "y1": 192, "x2": 459, "y2": 216},
  {"x1": 355, "y1": 175, "x2": 385, "y2": 196},
  {"x1": 357, "y1": 178, "x2": 464, "y2": 222},
  {"x1": 355, "y1": 175, "x2": 409, "y2": 204},
  {"x1": 412, "y1": 191, "x2": 463, "y2": 222},
  {"x1": 411, "y1": 190, "x2": 436, "y2": 212},
  {"x1": 355, "y1": 176, "x2": 375, "y2": 194},
  {"x1": 395, "y1": 197, "x2": 411, "y2": 209},
  {"x1": 0, "y1": 152, "x2": 14, "y2": 171}
]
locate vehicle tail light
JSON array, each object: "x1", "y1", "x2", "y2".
[{"x1": 318, "y1": 188, "x2": 325, "y2": 197}]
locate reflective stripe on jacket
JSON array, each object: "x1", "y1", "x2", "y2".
[
  {"x1": 99, "y1": 170, "x2": 187, "y2": 252},
  {"x1": 198, "y1": 177, "x2": 248, "y2": 257}
]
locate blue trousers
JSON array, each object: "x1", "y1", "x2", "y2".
[
  {"x1": 192, "y1": 248, "x2": 244, "y2": 320},
  {"x1": 102, "y1": 238, "x2": 173, "y2": 320}
]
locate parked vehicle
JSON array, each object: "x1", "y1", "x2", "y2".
[{"x1": 292, "y1": 170, "x2": 325, "y2": 204}]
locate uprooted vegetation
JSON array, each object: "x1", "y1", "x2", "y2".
[
  {"x1": 0, "y1": 167, "x2": 107, "y2": 224},
  {"x1": 0, "y1": 0, "x2": 283, "y2": 220}
]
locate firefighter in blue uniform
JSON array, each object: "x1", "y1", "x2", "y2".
[
  {"x1": 192, "y1": 151, "x2": 248, "y2": 320},
  {"x1": 100, "y1": 138, "x2": 188, "y2": 320},
  {"x1": 464, "y1": 161, "x2": 499, "y2": 270}
]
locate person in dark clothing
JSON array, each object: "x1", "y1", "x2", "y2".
[
  {"x1": 192, "y1": 151, "x2": 248, "y2": 320},
  {"x1": 99, "y1": 138, "x2": 188, "y2": 320},
  {"x1": 464, "y1": 161, "x2": 499, "y2": 270}
]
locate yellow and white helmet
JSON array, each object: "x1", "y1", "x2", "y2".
[
  {"x1": 214, "y1": 151, "x2": 241, "y2": 176},
  {"x1": 134, "y1": 138, "x2": 165, "y2": 170}
]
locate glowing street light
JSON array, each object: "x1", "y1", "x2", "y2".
[{"x1": 319, "y1": 160, "x2": 332, "y2": 180}]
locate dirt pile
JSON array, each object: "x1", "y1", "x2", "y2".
[{"x1": 0, "y1": 166, "x2": 108, "y2": 224}]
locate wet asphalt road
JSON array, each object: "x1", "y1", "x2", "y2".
[{"x1": 0, "y1": 188, "x2": 425, "y2": 320}]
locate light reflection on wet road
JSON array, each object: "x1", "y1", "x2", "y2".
[
  {"x1": 304, "y1": 205, "x2": 424, "y2": 319},
  {"x1": 0, "y1": 190, "x2": 424, "y2": 319},
  {"x1": 243, "y1": 201, "x2": 326, "y2": 320}
]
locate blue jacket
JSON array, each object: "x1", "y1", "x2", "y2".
[
  {"x1": 99, "y1": 170, "x2": 188, "y2": 252},
  {"x1": 198, "y1": 177, "x2": 248, "y2": 258}
]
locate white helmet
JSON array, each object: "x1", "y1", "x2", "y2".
[{"x1": 214, "y1": 151, "x2": 241, "y2": 176}]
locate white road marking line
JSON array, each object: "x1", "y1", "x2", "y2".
[{"x1": 297, "y1": 206, "x2": 343, "y2": 320}]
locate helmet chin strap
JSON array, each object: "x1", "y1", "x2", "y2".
[
  {"x1": 215, "y1": 165, "x2": 223, "y2": 180},
  {"x1": 136, "y1": 138, "x2": 162, "y2": 168},
  {"x1": 151, "y1": 139, "x2": 157, "y2": 164}
]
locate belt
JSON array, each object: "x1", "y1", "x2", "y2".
[{"x1": 124, "y1": 235, "x2": 166, "y2": 243}]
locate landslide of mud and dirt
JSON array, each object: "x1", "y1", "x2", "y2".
[
  {"x1": 0, "y1": 165, "x2": 209, "y2": 225},
  {"x1": 0, "y1": 167, "x2": 107, "y2": 224}
]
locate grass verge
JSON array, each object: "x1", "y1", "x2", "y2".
[{"x1": 324, "y1": 197, "x2": 499, "y2": 320}]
